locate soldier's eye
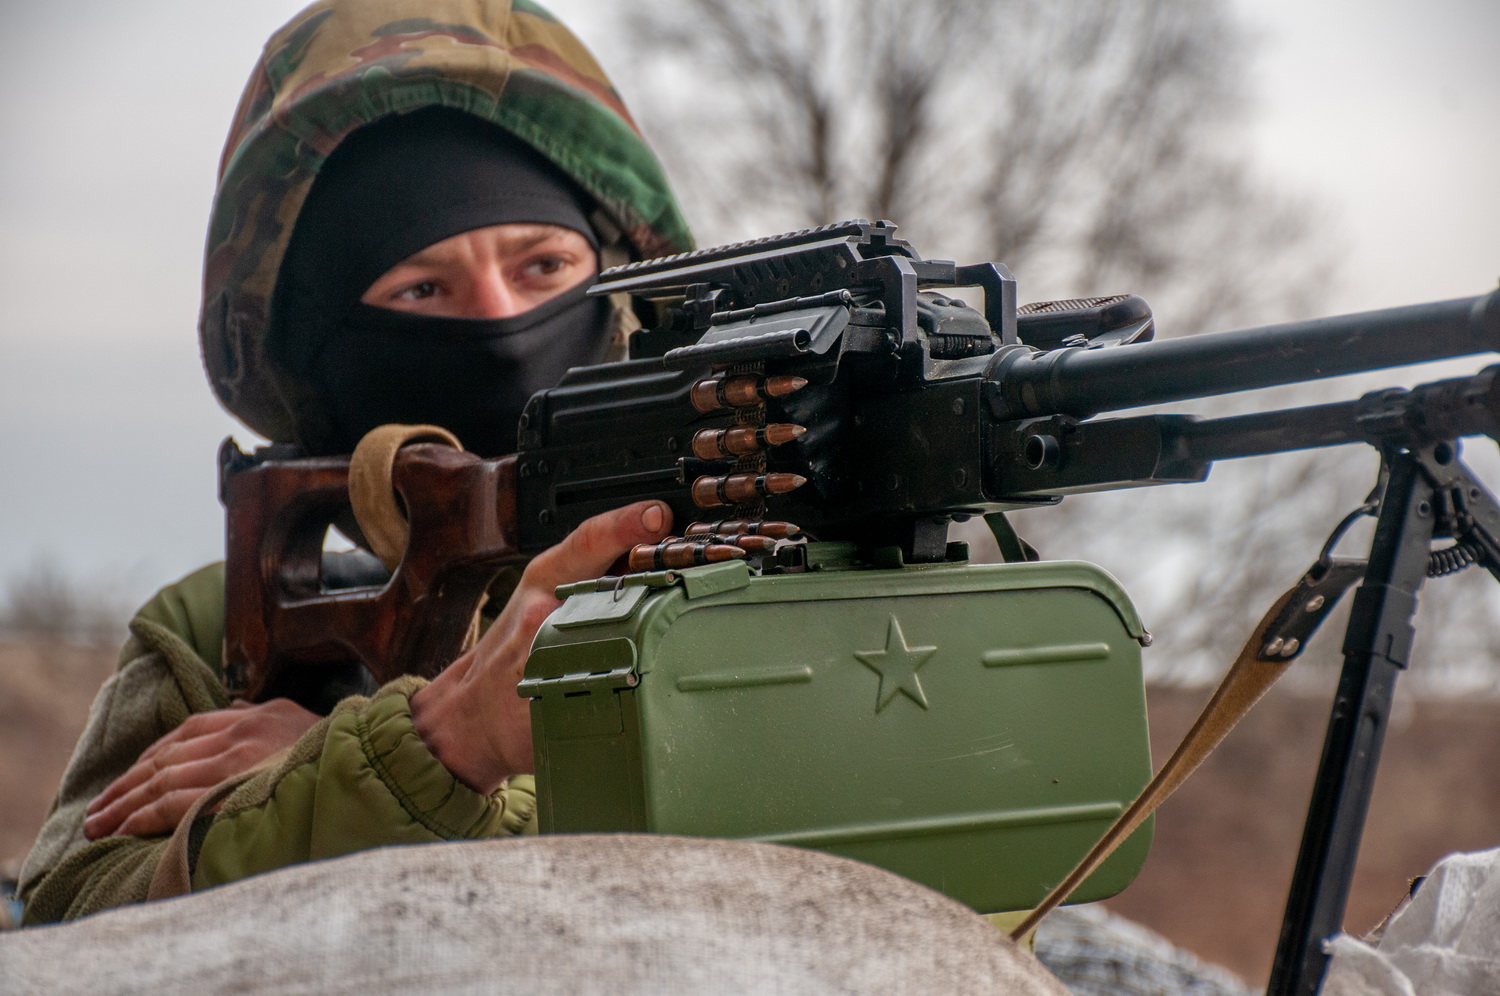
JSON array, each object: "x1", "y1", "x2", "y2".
[
  {"x1": 397, "y1": 280, "x2": 441, "y2": 300},
  {"x1": 525, "y1": 256, "x2": 570, "y2": 279}
]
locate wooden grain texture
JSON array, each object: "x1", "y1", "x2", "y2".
[{"x1": 221, "y1": 446, "x2": 522, "y2": 700}]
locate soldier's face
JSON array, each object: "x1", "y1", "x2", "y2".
[{"x1": 360, "y1": 222, "x2": 597, "y2": 319}]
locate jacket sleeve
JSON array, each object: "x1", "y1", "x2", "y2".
[
  {"x1": 18, "y1": 597, "x2": 233, "y2": 923},
  {"x1": 190, "y1": 677, "x2": 536, "y2": 890},
  {"x1": 19, "y1": 566, "x2": 535, "y2": 924}
]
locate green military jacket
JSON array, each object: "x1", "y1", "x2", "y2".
[
  {"x1": 18, "y1": 564, "x2": 537, "y2": 924},
  {"x1": 21, "y1": 0, "x2": 690, "y2": 925}
]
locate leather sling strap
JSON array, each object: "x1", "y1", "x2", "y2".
[
  {"x1": 147, "y1": 747, "x2": 292, "y2": 901},
  {"x1": 347, "y1": 423, "x2": 488, "y2": 649},
  {"x1": 1009, "y1": 558, "x2": 1366, "y2": 941},
  {"x1": 348, "y1": 423, "x2": 464, "y2": 571}
]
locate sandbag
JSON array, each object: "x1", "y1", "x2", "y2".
[
  {"x1": 0, "y1": 835, "x2": 1067, "y2": 995},
  {"x1": 1323, "y1": 846, "x2": 1500, "y2": 996},
  {"x1": 1036, "y1": 905, "x2": 1254, "y2": 996}
]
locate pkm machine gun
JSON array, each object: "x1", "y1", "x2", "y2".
[{"x1": 514, "y1": 219, "x2": 1500, "y2": 564}]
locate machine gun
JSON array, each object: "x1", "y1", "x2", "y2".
[
  {"x1": 511, "y1": 220, "x2": 1500, "y2": 558},
  {"x1": 222, "y1": 219, "x2": 1500, "y2": 996}
]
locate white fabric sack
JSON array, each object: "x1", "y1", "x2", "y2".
[{"x1": 1323, "y1": 846, "x2": 1500, "y2": 996}]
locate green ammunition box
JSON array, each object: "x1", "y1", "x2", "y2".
[{"x1": 521, "y1": 546, "x2": 1153, "y2": 913}]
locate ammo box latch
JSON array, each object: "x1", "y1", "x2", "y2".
[{"x1": 517, "y1": 663, "x2": 638, "y2": 700}]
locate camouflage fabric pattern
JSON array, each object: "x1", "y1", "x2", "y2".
[{"x1": 202, "y1": 0, "x2": 692, "y2": 444}]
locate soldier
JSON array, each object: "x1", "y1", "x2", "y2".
[{"x1": 18, "y1": 0, "x2": 689, "y2": 922}]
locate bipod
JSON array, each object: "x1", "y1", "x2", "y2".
[{"x1": 1268, "y1": 424, "x2": 1500, "y2": 995}]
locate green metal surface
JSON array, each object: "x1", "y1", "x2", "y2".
[{"x1": 525, "y1": 557, "x2": 1153, "y2": 914}]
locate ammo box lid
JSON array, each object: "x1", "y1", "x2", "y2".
[{"x1": 547, "y1": 554, "x2": 1148, "y2": 650}]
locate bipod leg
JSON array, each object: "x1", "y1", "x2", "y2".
[{"x1": 1267, "y1": 446, "x2": 1440, "y2": 996}]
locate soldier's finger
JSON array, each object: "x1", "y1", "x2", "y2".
[
  {"x1": 89, "y1": 728, "x2": 236, "y2": 814},
  {"x1": 131, "y1": 707, "x2": 248, "y2": 767},
  {"x1": 521, "y1": 501, "x2": 671, "y2": 595},
  {"x1": 111, "y1": 788, "x2": 211, "y2": 839},
  {"x1": 85, "y1": 751, "x2": 246, "y2": 840}
]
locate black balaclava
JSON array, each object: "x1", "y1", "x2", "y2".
[{"x1": 270, "y1": 107, "x2": 612, "y2": 457}]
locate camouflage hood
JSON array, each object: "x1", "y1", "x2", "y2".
[{"x1": 201, "y1": 0, "x2": 692, "y2": 444}]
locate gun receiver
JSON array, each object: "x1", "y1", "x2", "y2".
[{"x1": 516, "y1": 219, "x2": 1500, "y2": 559}]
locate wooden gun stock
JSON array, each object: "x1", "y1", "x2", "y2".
[{"x1": 221, "y1": 440, "x2": 522, "y2": 702}]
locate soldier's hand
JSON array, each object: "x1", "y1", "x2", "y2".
[
  {"x1": 410, "y1": 500, "x2": 671, "y2": 795},
  {"x1": 83, "y1": 697, "x2": 319, "y2": 839}
]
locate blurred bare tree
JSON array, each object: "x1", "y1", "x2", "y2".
[
  {"x1": 614, "y1": 0, "x2": 1499, "y2": 689},
  {"x1": 621, "y1": 0, "x2": 1335, "y2": 334}
]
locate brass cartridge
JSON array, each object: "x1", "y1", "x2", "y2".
[
  {"x1": 684, "y1": 520, "x2": 804, "y2": 539},
  {"x1": 689, "y1": 374, "x2": 809, "y2": 413},
  {"x1": 691, "y1": 533, "x2": 779, "y2": 553},
  {"x1": 628, "y1": 540, "x2": 747, "y2": 572},
  {"x1": 690, "y1": 423, "x2": 807, "y2": 459},
  {"x1": 691, "y1": 473, "x2": 807, "y2": 508}
]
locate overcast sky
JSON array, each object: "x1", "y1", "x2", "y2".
[{"x1": 0, "y1": 0, "x2": 1495, "y2": 610}]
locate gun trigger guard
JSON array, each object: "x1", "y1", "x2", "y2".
[{"x1": 1258, "y1": 558, "x2": 1367, "y2": 662}]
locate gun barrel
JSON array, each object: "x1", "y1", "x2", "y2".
[{"x1": 988, "y1": 291, "x2": 1500, "y2": 419}]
